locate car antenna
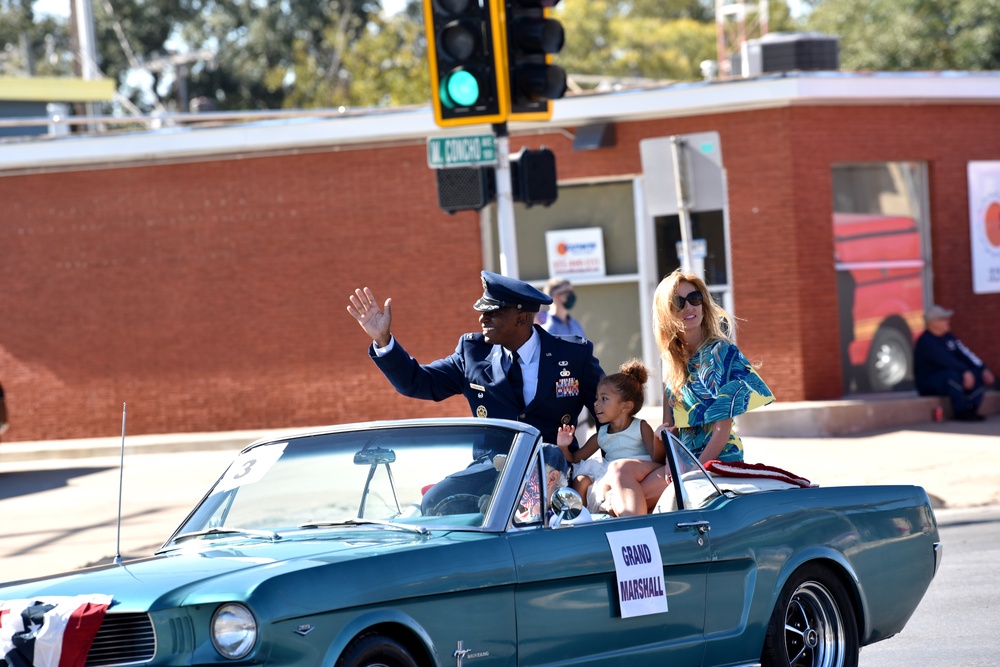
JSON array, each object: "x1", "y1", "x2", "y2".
[{"x1": 114, "y1": 402, "x2": 126, "y2": 565}]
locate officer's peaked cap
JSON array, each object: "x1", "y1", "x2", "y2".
[{"x1": 474, "y1": 271, "x2": 553, "y2": 313}]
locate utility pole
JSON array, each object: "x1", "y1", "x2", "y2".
[
  {"x1": 493, "y1": 123, "x2": 520, "y2": 278},
  {"x1": 715, "y1": 0, "x2": 769, "y2": 78},
  {"x1": 72, "y1": 0, "x2": 100, "y2": 130}
]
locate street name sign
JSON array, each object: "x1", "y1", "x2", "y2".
[{"x1": 427, "y1": 134, "x2": 497, "y2": 169}]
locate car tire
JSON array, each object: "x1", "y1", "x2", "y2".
[
  {"x1": 336, "y1": 632, "x2": 418, "y2": 667},
  {"x1": 761, "y1": 563, "x2": 859, "y2": 667},
  {"x1": 865, "y1": 326, "x2": 912, "y2": 392}
]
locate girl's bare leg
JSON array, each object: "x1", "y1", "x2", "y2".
[
  {"x1": 606, "y1": 459, "x2": 665, "y2": 516},
  {"x1": 640, "y1": 466, "x2": 669, "y2": 512}
]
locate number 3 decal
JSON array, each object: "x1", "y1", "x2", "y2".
[
  {"x1": 232, "y1": 459, "x2": 257, "y2": 480},
  {"x1": 214, "y1": 443, "x2": 287, "y2": 493}
]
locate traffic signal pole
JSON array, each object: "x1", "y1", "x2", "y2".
[
  {"x1": 493, "y1": 122, "x2": 520, "y2": 278},
  {"x1": 671, "y1": 135, "x2": 696, "y2": 276}
]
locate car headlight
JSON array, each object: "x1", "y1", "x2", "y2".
[{"x1": 211, "y1": 603, "x2": 257, "y2": 659}]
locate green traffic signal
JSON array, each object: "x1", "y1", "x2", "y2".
[
  {"x1": 423, "y1": 0, "x2": 506, "y2": 127},
  {"x1": 441, "y1": 70, "x2": 480, "y2": 108}
]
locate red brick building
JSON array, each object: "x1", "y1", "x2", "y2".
[{"x1": 1, "y1": 72, "x2": 998, "y2": 441}]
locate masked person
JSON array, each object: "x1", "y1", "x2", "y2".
[{"x1": 540, "y1": 278, "x2": 586, "y2": 338}]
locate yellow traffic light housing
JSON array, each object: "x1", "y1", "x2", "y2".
[{"x1": 424, "y1": 0, "x2": 510, "y2": 127}]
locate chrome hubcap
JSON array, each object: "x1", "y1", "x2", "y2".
[{"x1": 783, "y1": 582, "x2": 846, "y2": 667}]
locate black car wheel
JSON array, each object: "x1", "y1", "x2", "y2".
[
  {"x1": 336, "y1": 633, "x2": 418, "y2": 667},
  {"x1": 761, "y1": 564, "x2": 859, "y2": 667}
]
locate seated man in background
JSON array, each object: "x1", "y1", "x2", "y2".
[{"x1": 914, "y1": 305, "x2": 995, "y2": 421}]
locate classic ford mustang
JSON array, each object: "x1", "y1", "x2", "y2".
[{"x1": 0, "y1": 418, "x2": 940, "y2": 667}]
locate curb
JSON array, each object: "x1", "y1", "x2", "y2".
[{"x1": 0, "y1": 427, "x2": 311, "y2": 463}]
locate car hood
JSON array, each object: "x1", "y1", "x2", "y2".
[{"x1": 0, "y1": 529, "x2": 514, "y2": 618}]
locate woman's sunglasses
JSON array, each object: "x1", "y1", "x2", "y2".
[{"x1": 672, "y1": 290, "x2": 704, "y2": 310}]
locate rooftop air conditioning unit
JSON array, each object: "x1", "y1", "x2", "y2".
[{"x1": 738, "y1": 32, "x2": 840, "y2": 78}]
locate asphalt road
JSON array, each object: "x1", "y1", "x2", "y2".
[{"x1": 859, "y1": 508, "x2": 1000, "y2": 666}]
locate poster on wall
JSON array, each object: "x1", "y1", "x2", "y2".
[
  {"x1": 545, "y1": 227, "x2": 606, "y2": 278},
  {"x1": 967, "y1": 161, "x2": 1000, "y2": 294}
]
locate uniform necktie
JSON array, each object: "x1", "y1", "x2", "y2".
[{"x1": 507, "y1": 351, "x2": 524, "y2": 408}]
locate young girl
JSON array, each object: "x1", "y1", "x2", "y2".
[{"x1": 556, "y1": 359, "x2": 663, "y2": 508}]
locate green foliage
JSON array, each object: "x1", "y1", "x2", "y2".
[
  {"x1": 556, "y1": 0, "x2": 717, "y2": 82},
  {"x1": 0, "y1": 0, "x2": 73, "y2": 76},
  {"x1": 180, "y1": 0, "x2": 385, "y2": 110},
  {"x1": 805, "y1": 0, "x2": 1000, "y2": 70},
  {"x1": 555, "y1": 0, "x2": 798, "y2": 84},
  {"x1": 285, "y1": 10, "x2": 428, "y2": 108},
  {"x1": 17, "y1": 0, "x2": 998, "y2": 115}
]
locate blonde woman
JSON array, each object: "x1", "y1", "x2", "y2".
[{"x1": 603, "y1": 270, "x2": 774, "y2": 515}]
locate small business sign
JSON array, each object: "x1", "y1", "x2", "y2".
[
  {"x1": 545, "y1": 227, "x2": 605, "y2": 278},
  {"x1": 427, "y1": 134, "x2": 497, "y2": 169},
  {"x1": 967, "y1": 161, "x2": 1000, "y2": 294}
]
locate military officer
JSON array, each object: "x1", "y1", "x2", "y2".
[
  {"x1": 348, "y1": 271, "x2": 604, "y2": 514},
  {"x1": 348, "y1": 271, "x2": 603, "y2": 444}
]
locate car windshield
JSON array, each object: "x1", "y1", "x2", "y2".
[{"x1": 168, "y1": 423, "x2": 524, "y2": 542}]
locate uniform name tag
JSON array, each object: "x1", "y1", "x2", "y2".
[{"x1": 555, "y1": 377, "x2": 579, "y2": 397}]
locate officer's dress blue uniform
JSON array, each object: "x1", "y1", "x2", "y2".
[
  {"x1": 369, "y1": 325, "x2": 602, "y2": 444},
  {"x1": 369, "y1": 325, "x2": 603, "y2": 514}
]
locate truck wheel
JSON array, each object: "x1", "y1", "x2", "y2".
[
  {"x1": 761, "y1": 564, "x2": 859, "y2": 667},
  {"x1": 866, "y1": 326, "x2": 911, "y2": 391}
]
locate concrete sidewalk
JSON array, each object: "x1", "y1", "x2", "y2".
[{"x1": 3, "y1": 410, "x2": 998, "y2": 509}]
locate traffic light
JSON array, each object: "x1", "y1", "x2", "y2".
[
  {"x1": 423, "y1": 0, "x2": 509, "y2": 127},
  {"x1": 502, "y1": 0, "x2": 566, "y2": 121},
  {"x1": 434, "y1": 148, "x2": 557, "y2": 213}
]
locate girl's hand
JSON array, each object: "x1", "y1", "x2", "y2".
[
  {"x1": 654, "y1": 422, "x2": 677, "y2": 441},
  {"x1": 556, "y1": 424, "x2": 576, "y2": 447}
]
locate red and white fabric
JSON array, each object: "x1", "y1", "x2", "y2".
[
  {"x1": 0, "y1": 594, "x2": 112, "y2": 667},
  {"x1": 705, "y1": 460, "x2": 814, "y2": 488}
]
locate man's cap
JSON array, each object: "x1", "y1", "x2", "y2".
[
  {"x1": 541, "y1": 443, "x2": 569, "y2": 473},
  {"x1": 474, "y1": 271, "x2": 553, "y2": 313},
  {"x1": 925, "y1": 304, "x2": 954, "y2": 322}
]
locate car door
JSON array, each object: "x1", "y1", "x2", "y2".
[{"x1": 506, "y1": 510, "x2": 711, "y2": 667}]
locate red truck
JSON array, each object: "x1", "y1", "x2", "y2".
[{"x1": 834, "y1": 212, "x2": 925, "y2": 392}]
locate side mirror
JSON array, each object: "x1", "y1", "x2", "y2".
[{"x1": 549, "y1": 487, "x2": 592, "y2": 527}]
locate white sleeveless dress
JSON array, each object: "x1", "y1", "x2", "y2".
[{"x1": 574, "y1": 418, "x2": 650, "y2": 482}]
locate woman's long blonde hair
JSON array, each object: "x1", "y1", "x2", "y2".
[{"x1": 653, "y1": 270, "x2": 733, "y2": 397}]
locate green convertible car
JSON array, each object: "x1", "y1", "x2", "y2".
[{"x1": 0, "y1": 418, "x2": 940, "y2": 667}]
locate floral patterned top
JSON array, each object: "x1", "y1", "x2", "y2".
[{"x1": 665, "y1": 339, "x2": 774, "y2": 461}]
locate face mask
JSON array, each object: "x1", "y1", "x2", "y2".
[{"x1": 563, "y1": 292, "x2": 577, "y2": 310}]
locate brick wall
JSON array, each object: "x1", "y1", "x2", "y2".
[
  {"x1": 2, "y1": 102, "x2": 999, "y2": 441},
  {"x1": 0, "y1": 144, "x2": 483, "y2": 440}
]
